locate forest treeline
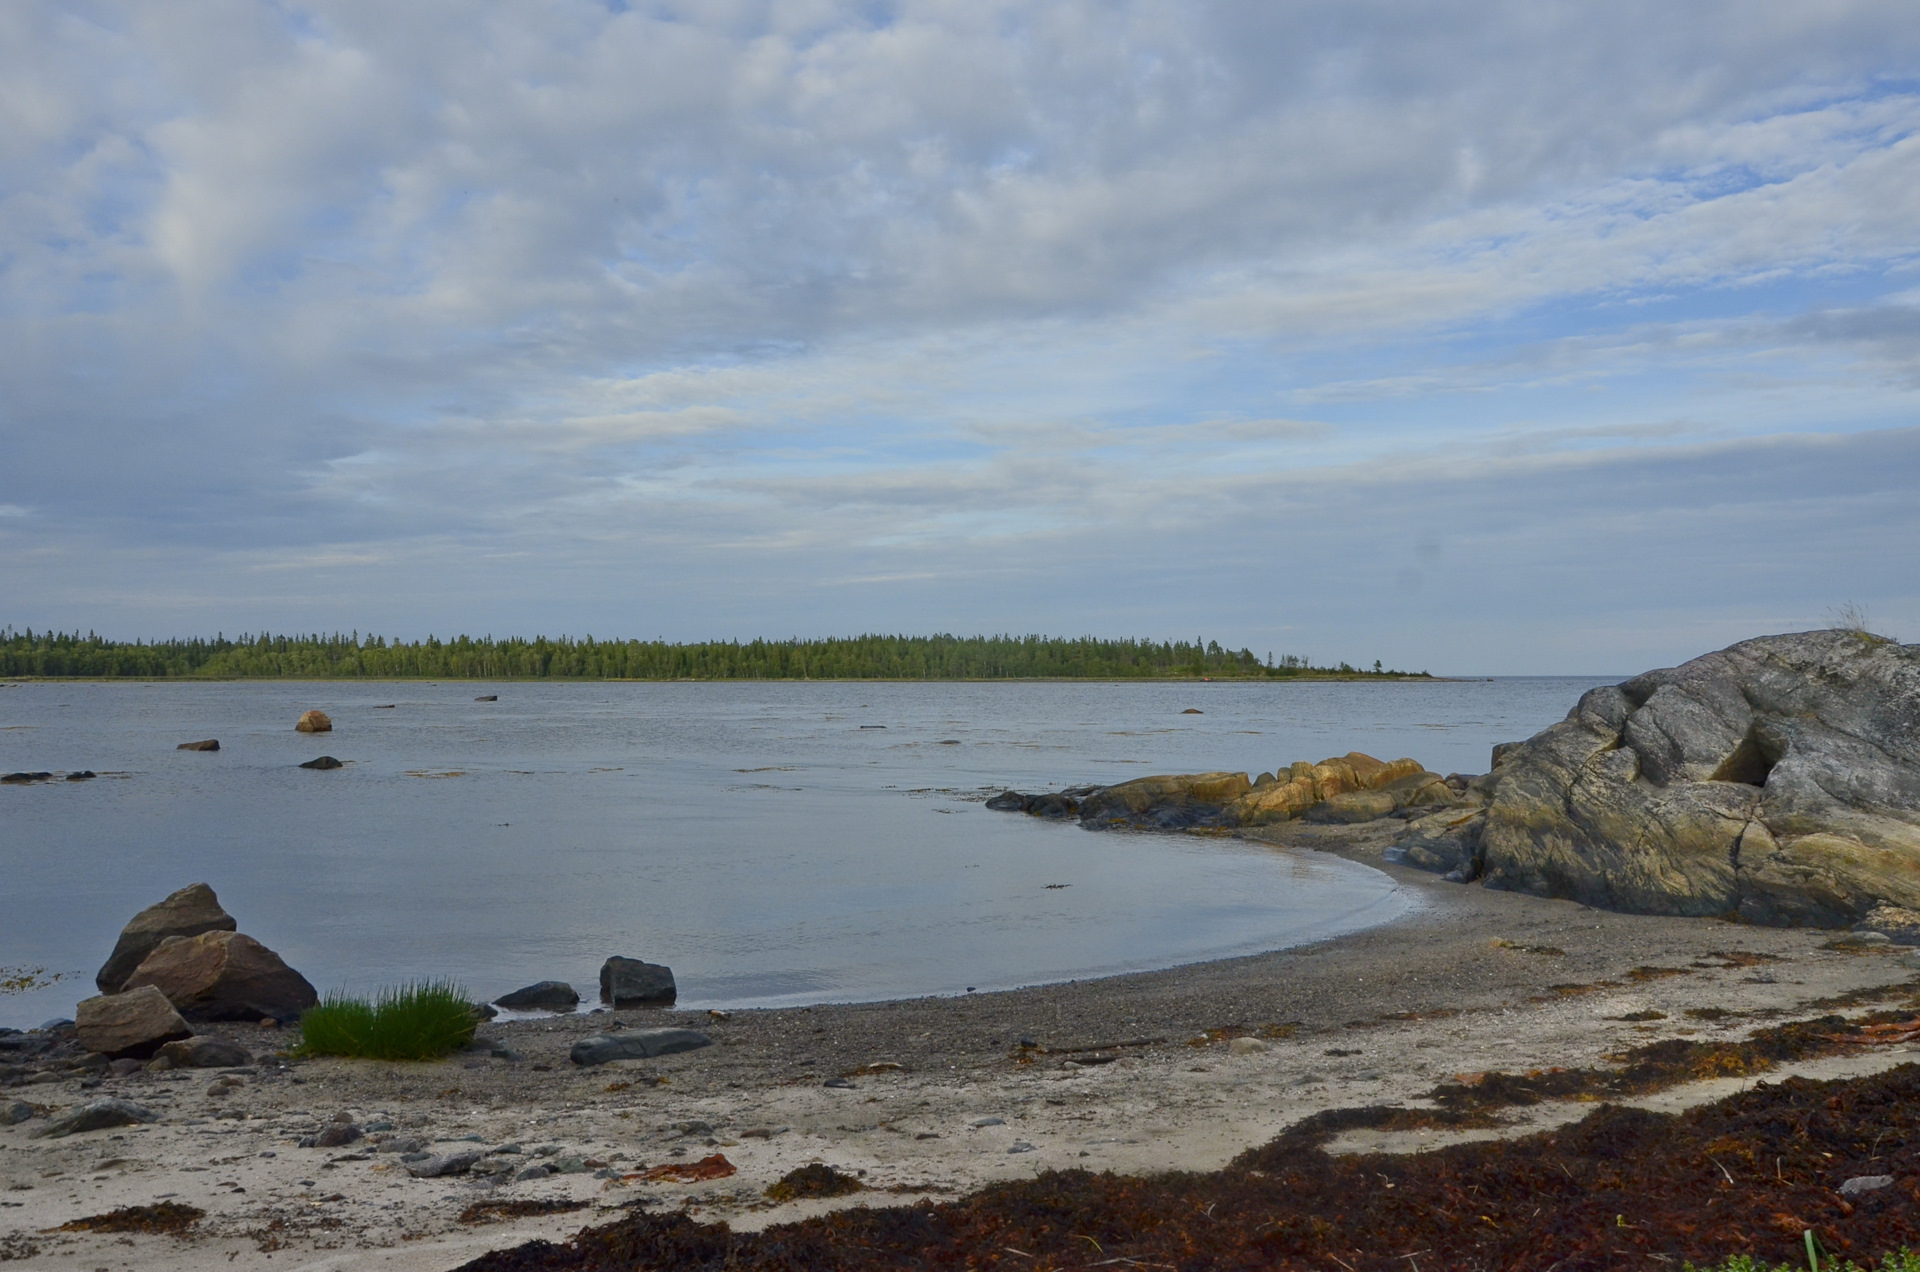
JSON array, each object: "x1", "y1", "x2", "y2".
[{"x1": 0, "y1": 629, "x2": 1429, "y2": 681}]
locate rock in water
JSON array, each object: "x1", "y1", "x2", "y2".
[
  {"x1": 123, "y1": 931, "x2": 319, "y2": 1023},
  {"x1": 494, "y1": 981, "x2": 580, "y2": 1011},
  {"x1": 31, "y1": 1098, "x2": 159, "y2": 1139},
  {"x1": 74, "y1": 985, "x2": 192, "y2": 1059},
  {"x1": 298, "y1": 756, "x2": 343, "y2": 770},
  {"x1": 569, "y1": 1029, "x2": 713, "y2": 1066},
  {"x1": 95, "y1": 883, "x2": 238, "y2": 994},
  {"x1": 600, "y1": 956, "x2": 676, "y2": 1006},
  {"x1": 176, "y1": 739, "x2": 220, "y2": 751},
  {"x1": 1401, "y1": 630, "x2": 1920, "y2": 926},
  {"x1": 295, "y1": 710, "x2": 332, "y2": 733}
]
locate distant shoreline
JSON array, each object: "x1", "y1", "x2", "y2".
[{"x1": 0, "y1": 672, "x2": 1451, "y2": 684}]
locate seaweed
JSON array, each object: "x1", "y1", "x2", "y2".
[
  {"x1": 455, "y1": 1064, "x2": 1920, "y2": 1271},
  {"x1": 766, "y1": 1164, "x2": 867, "y2": 1201},
  {"x1": 460, "y1": 1198, "x2": 591, "y2": 1225},
  {"x1": 56, "y1": 1201, "x2": 204, "y2": 1234}
]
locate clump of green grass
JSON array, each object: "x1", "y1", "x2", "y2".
[
  {"x1": 1686, "y1": 1249, "x2": 1920, "y2": 1272},
  {"x1": 295, "y1": 980, "x2": 478, "y2": 1061}
]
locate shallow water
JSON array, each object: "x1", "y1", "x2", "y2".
[{"x1": 0, "y1": 676, "x2": 1612, "y2": 1027}]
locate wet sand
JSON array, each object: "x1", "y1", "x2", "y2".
[{"x1": 6, "y1": 821, "x2": 1918, "y2": 1270}]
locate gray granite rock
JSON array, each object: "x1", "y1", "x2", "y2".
[
  {"x1": 599, "y1": 957, "x2": 676, "y2": 1006},
  {"x1": 495, "y1": 981, "x2": 580, "y2": 1011},
  {"x1": 568, "y1": 1029, "x2": 712, "y2": 1066},
  {"x1": 31, "y1": 1098, "x2": 160, "y2": 1138}
]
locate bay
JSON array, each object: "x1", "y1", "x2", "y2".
[{"x1": 0, "y1": 676, "x2": 1612, "y2": 1027}]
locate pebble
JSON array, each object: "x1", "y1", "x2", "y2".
[
  {"x1": 969, "y1": 1117, "x2": 1005, "y2": 1128},
  {"x1": 1839, "y1": 1175, "x2": 1894, "y2": 1197},
  {"x1": 1007, "y1": 1142, "x2": 1037, "y2": 1153},
  {"x1": 1227, "y1": 1037, "x2": 1270, "y2": 1055}
]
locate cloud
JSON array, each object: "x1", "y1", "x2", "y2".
[{"x1": 1, "y1": 0, "x2": 1918, "y2": 667}]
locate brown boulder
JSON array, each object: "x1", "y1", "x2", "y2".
[
  {"x1": 95, "y1": 883, "x2": 237, "y2": 993},
  {"x1": 295, "y1": 710, "x2": 332, "y2": 733},
  {"x1": 176, "y1": 739, "x2": 220, "y2": 752},
  {"x1": 74, "y1": 985, "x2": 192, "y2": 1059},
  {"x1": 124, "y1": 931, "x2": 318, "y2": 1023}
]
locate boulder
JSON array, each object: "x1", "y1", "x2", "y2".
[
  {"x1": 295, "y1": 710, "x2": 332, "y2": 733},
  {"x1": 600, "y1": 957, "x2": 676, "y2": 1007},
  {"x1": 95, "y1": 883, "x2": 238, "y2": 994},
  {"x1": 1, "y1": 1101, "x2": 38, "y2": 1125},
  {"x1": 154, "y1": 1036, "x2": 252, "y2": 1068},
  {"x1": 494, "y1": 981, "x2": 580, "y2": 1011},
  {"x1": 30, "y1": 1098, "x2": 159, "y2": 1139},
  {"x1": 74, "y1": 985, "x2": 192, "y2": 1059},
  {"x1": 405, "y1": 1148, "x2": 487, "y2": 1178},
  {"x1": 1397, "y1": 630, "x2": 1920, "y2": 925},
  {"x1": 177, "y1": 739, "x2": 220, "y2": 752},
  {"x1": 569, "y1": 1029, "x2": 713, "y2": 1066},
  {"x1": 298, "y1": 756, "x2": 343, "y2": 770},
  {"x1": 123, "y1": 931, "x2": 318, "y2": 1023}
]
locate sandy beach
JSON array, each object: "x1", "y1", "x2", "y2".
[{"x1": 6, "y1": 820, "x2": 1919, "y2": 1271}]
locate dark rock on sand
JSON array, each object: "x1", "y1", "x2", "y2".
[
  {"x1": 124, "y1": 930, "x2": 318, "y2": 1023},
  {"x1": 31, "y1": 1098, "x2": 159, "y2": 1138},
  {"x1": 154, "y1": 1036, "x2": 252, "y2": 1069},
  {"x1": 96, "y1": 883, "x2": 238, "y2": 994},
  {"x1": 495, "y1": 981, "x2": 580, "y2": 1011},
  {"x1": 1396, "y1": 630, "x2": 1920, "y2": 927},
  {"x1": 314, "y1": 1122, "x2": 363, "y2": 1148},
  {"x1": 1, "y1": 1101, "x2": 38, "y2": 1125},
  {"x1": 177, "y1": 739, "x2": 220, "y2": 752},
  {"x1": 298, "y1": 755, "x2": 344, "y2": 770},
  {"x1": 600, "y1": 957, "x2": 676, "y2": 1007},
  {"x1": 406, "y1": 1148, "x2": 487, "y2": 1178},
  {"x1": 569, "y1": 1029, "x2": 712, "y2": 1066},
  {"x1": 74, "y1": 985, "x2": 192, "y2": 1059}
]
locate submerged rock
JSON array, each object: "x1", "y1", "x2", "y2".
[
  {"x1": 298, "y1": 755, "x2": 344, "y2": 770},
  {"x1": 96, "y1": 883, "x2": 238, "y2": 994},
  {"x1": 176, "y1": 739, "x2": 220, "y2": 752},
  {"x1": 124, "y1": 930, "x2": 318, "y2": 1023},
  {"x1": 1396, "y1": 630, "x2": 1920, "y2": 926}
]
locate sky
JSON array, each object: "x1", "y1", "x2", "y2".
[{"x1": 2, "y1": 1, "x2": 1917, "y2": 675}]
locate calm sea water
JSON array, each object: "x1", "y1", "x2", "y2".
[{"x1": 0, "y1": 677, "x2": 1612, "y2": 1028}]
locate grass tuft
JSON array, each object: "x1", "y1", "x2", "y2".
[{"x1": 296, "y1": 980, "x2": 478, "y2": 1061}]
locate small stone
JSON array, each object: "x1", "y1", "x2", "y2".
[
  {"x1": 823, "y1": 1077, "x2": 855, "y2": 1089},
  {"x1": 31, "y1": 1098, "x2": 160, "y2": 1138},
  {"x1": 968, "y1": 1117, "x2": 1005, "y2": 1128},
  {"x1": 405, "y1": 1149, "x2": 486, "y2": 1178},
  {"x1": 314, "y1": 1123, "x2": 362, "y2": 1149},
  {"x1": 1228, "y1": 1037, "x2": 1271, "y2": 1056},
  {"x1": 295, "y1": 710, "x2": 332, "y2": 733},
  {"x1": 155, "y1": 1037, "x2": 253, "y2": 1069},
  {"x1": 108, "y1": 1058, "x2": 144, "y2": 1077},
  {"x1": 1839, "y1": 1175, "x2": 1894, "y2": 1197},
  {"x1": 475, "y1": 695, "x2": 498, "y2": 702},
  {"x1": 514, "y1": 1163, "x2": 555, "y2": 1182},
  {"x1": 1007, "y1": 1141, "x2": 1037, "y2": 1153}
]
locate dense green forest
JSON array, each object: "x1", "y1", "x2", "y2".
[{"x1": 0, "y1": 629, "x2": 1429, "y2": 681}]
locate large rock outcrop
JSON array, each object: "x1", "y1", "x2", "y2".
[
  {"x1": 123, "y1": 930, "x2": 319, "y2": 1023},
  {"x1": 988, "y1": 753, "x2": 1455, "y2": 831},
  {"x1": 74, "y1": 985, "x2": 192, "y2": 1059},
  {"x1": 1396, "y1": 630, "x2": 1920, "y2": 925},
  {"x1": 95, "y1": 883, "x2": 237, "y2": 994}
]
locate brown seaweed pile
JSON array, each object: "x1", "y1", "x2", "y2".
[
  {"x1": 56, "y1": 1201, "x2": 205, "y2": 1234},
  {"x1": 453, "y1": 1055, "x2": 1920, "y2": 1271}
]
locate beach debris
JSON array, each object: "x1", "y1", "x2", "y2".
[
  {"x1": 707, "y1": 1009, "x2": 732, "y2": 1021},
  {"x1": 1838, "y1": 1175, "x2": 1894, "y2": 1197},
  {"x1": 176, "y1": 739, "x2": 220, "y2": 751},
  {"x1": 824, "y1": 1077, "x2": 855, "y2": 1089},
  {"x1": 95, "y1": 883, "x2": 238, "y2": 993},
  {"x1": 495, "y1": 980, "x2": 580, "y2": 1011},
  {"x1": 124, "y1": 930, "x2": 318, "y2": 1023},
  {"x1": 58, "y1": 1201, "x2": 204, "y2": 1234},
  {"x1": 31, "y1": 1098, "x2": 160, "y2": 1139},
  {"x1": 638, "y1": 1153, "x2": 736, "y2": 1184},
  {"x1": 568, "y1": 1028, "x2": 712, "y2": 1066},
  {"x1": 765, "y1": 1163, "x2": 861, "y2": 1200},
  {"x1": 460, "y1": 1198, "x2": 588, "y2": 1225},
  {"x1": 599, "y1": 956, "x2": 676, "y2": 1007},
  {"x1": 74, "y1": 984, "x2": 192, "y2": 1059}
]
